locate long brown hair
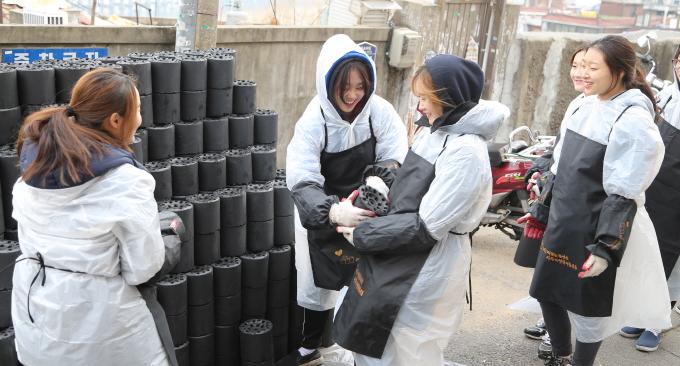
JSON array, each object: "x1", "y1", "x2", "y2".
[
  {"x1": 331, "y1": 59, "x2": 372, "y2": 121},
  {"x1": 407, "y1": 65, "x2": 455, "y2": 144},
  {"x1": 17, "y1": 68, "x2": 139, "y2": 186},
  {"x1": 587, "y1": 36, "x2": 656, "y2": 111},
  {"x1": 410, "y1": 65, "x2": 455, "y2": 109}
]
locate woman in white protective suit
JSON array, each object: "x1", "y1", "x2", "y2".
[
  {"x1": 617, "y1": 43, "x2": 680, "y2": 352},
  {"x1": 522, "y1": 35, "x2": 671, "y2": 366},
  {"x1": 10, "y1": 68, "x2": 178, "y2": 366},
  {"x1": 334, "y1": 54, "x2": 509, "y2": 366},
  {"x1": 285, "y1": 34, "x2": 407, "y2": 365},
  {"x1": 518, "y1": 46, "x2": 590, "y2": 359}
]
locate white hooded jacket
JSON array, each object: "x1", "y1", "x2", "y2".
[
  {"x1": 286, "y1": 34, "x2": 408, "y2": 310},
  {"x1": 354, "y1": 100, "x2": 508, "y2": 366},
  {"x1": 11, "y1": 164, "x2": 169, "y2": 366}
]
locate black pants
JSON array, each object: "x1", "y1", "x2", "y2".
[
  {"x1": 301, "y1": 308, "x2": 332, "y2": 349},
  {"x1": 660, "y1": 246, "x2": 679, "y2": 279},
  {"x1": 540, "y1": 301, "x2": 602, "y2": 366}
]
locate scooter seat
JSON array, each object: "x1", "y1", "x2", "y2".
[{"x1": 487, "y1": 142, "x2": 505, "y2": 167}]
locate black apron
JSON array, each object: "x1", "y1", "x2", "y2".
[
  {"x1": 306, "y1": 112, "x2": 376, "y2": 290},
  {"x1": 530, "y1": 107, "x2": 631, "y2": 317},
  {"x1": 333, "y1": 136, "x2": 452, "y2": 358},
  {"x1": 139, "y1": 285, "x2": 179, "y2": 366},
  {"x1": 645, "y1": 116, "x2": 680, "y2": 257}
]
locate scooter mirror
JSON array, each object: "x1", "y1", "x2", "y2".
[{"x1": 636, "y1": 35, "x2": 649, "y2": 48}]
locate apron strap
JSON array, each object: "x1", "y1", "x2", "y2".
[
  {"x1": 436, "y1": 135, "x2": 450, "y2": 160},
  {"x1": 368, "y1": 115, "x2": 375, "y2": 138},
  {"x1": 14, "y1": 253, "x2": 87, "y2": 323},
  {"x1": 320, "y1": 107, "x2": 329, "y2": 152},
  {"x1": 607, "y1": 105, "x2": 634, "y2": 141},
  {"x1": 661, "y1": 95, "x2": 673, "y2": 114}
]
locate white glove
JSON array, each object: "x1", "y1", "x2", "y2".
[
  {"x1": 578, "y1": 254, "x2": 609, "y2": 278},
  {"x1": 336, "y1": 226, "x2": 355, "y2": 246},
  {"x1": 365, "y1": 176, "x2": 389, "y2": 198},
  {"x1": 526, "y1": 172, "x2": 541, "y2": 201},
  {"x1": 329, "y1": 191, "x2": 375, "y2": 227}
]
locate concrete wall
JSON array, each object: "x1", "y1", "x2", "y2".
[
  {"x1": 0, "y1": 25, "x2": 176, "y2": 54},
  {"x1": 491, "y1": 30, "x2": 680, "y2": 142},
  {"x1": 0, "y1": 25, "x2": 396, "y2": 166}
]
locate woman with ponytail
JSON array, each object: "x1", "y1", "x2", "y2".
[
  {"x1": 522, "y1": 35, "x2": 671, "y2": 366},
  {"x1": 11, "y1": 68, "x2": 172, "y2": 365}
]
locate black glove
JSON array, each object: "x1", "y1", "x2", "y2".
[
  {"x1": 527, "y1": 171, "x2": 555, "y2": 225},
  {"x1": 524, "y1": 154, "x2": 553, "y2": 184},
  {"x1": 291, "y1": 180, "x2": 339, "y2": 229},
  {"x1": 586, "y1": 194, "x2": 636, "y2": 267},
  {"x1": 362, "y1": 159, "x2": 400, "y2": 188}
]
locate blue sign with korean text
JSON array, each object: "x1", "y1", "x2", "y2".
[
  {"x1": 2, "y1": 48, "x2": 108, "y2": 64},
  {"x1": 358, "y1": 42, "x2": 377, "y2": 61}
]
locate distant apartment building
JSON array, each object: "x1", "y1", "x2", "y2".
[
  {"x1": 520, "y1": 0, "x2": 674, "y2": 33},
  {"x1": 67, "y1": 0, "x2": 180, "y2": 19}
]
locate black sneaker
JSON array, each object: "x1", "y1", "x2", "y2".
[
  {"x1": 524, "y1": 325, "x2": 547, "y2": 340},
  {"x1": 297, "y1": 349, "x2": 323, "y2": 366}
]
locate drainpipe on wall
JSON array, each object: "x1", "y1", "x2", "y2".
[
  {"x1": 90, "y1": 0, "x2": 97, "y2": 25},
  {"x1": 176, "y1": 0, "x2": 218, "y2": 51}
]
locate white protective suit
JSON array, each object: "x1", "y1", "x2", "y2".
[
  {"x1": 11, "y1": 164, "x2": 169, "y2": 366},
  {"x1": 286, "y1": 34, "x2": 408, "y2": 311},
  {"x1": 354, "y1": 100, "x2": 508, "y2": 366},
  {"x1": 654, "y1": 79, "x2": 680, "y2": 302},
  {"x1": 549, "y1": 89, "x2": 672, "y2": 342}
]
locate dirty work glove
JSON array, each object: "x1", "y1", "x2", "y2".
[
  {"x1": 578, "y1": 253, "x2": 609, "y2": 279},
  {"x1": 517, "y1": 213, "x2": 546, "y2": 240},
  {"x1": 160, "y1": 210, "x2": 188, "y2": 242},
  {"x1": 336, "y1": 226, "x2": 355, "y2": 246},
  {"x1": 329, "y1": 190, "x2": 375, "y2": 227},
  {"x1": 148, "y1": 211, "x2": 185, "y2": 283},
  {"x1": 365, "y1": 176, "x2": 389, "y2": 198},
  {"x1": 526, "y1": 172, "x2": 541, "y2": 201}
]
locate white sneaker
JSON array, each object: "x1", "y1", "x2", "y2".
[{"x1": 536, "y1": 317, "x2": 545, "y2": 328}]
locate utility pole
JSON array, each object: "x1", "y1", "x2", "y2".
[
  {"x1": 90, "y1": 0, "x2": 97, "y2": 25},
  {"x1": 176, "y1": 0, "x2": 218, "y2": 51}
]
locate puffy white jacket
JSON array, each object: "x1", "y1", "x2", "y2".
[
  {"x1": 355, "y1": 100, "x2": 509, "y2": 366},
  {"x1": 11, "y1": 164, "x2": 169, "y2": 366}
]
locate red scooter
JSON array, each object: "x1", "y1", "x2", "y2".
[{"x1": 479, "y1": 126, "x2": 555, "y2": 240}]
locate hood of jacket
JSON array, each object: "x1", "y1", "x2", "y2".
[
  {"x1": 437, "y1": 99, "x2": 508, "y2": 141},
  {"x1": 415, "y1": 54, "x2": 486, "y2": 132},
  {"x1": 19, "y1": 140, "x2": 143, "y2": 189},
  {"x1": 316, "y1": 34, "x2": 376, "y2": 125}
]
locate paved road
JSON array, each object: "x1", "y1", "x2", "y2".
[{"x1": 444, "y1": 227, "x2": 680, "y2": 366}]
